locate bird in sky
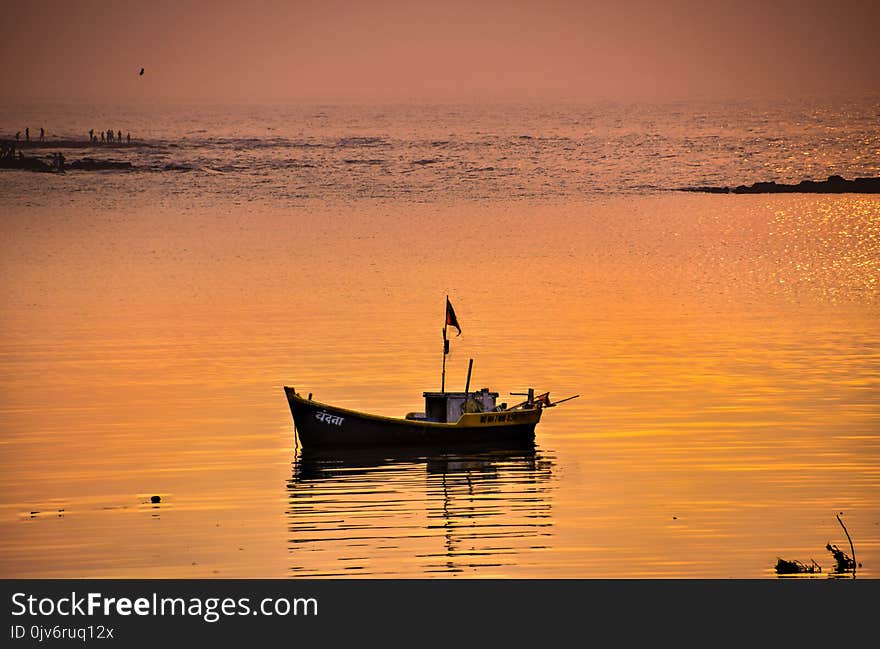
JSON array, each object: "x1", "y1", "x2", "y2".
[{"x1": 139, "y1": 68, "x2": 144, "y2": 76}]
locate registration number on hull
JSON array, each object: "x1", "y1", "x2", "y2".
[{"x1": 479, "y1": 412, "x2": 529, "y2": 424}]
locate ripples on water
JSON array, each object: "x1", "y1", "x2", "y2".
[
  {"x1": 1, "y1": 100, "x2": 878, "y2": 578},
  {"x1": 287, "y1": 443, "x2": 554, "y2": 577},
  {"x1": 1, "y1": 98, "x2": 878, "y2": 204}
]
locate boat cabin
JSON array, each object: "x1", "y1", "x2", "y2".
[{"x1": 406, "y1": 388, "x2": 501, "y2": 423}]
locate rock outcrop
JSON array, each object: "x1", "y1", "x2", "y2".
[{"x1": 679, "y1": 175, "x2": 880, "y2": 194}]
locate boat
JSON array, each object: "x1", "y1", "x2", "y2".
[
  {"x1": 283, "y1": 298, "x2": 576, "y2": 449},
  {"x1": 284, "y1": 386, "x2": 559, "y2": 449}
]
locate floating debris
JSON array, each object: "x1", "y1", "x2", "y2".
[
  {"x1": 829, "y1": 513, "x2": 861, "y2": 574},
  {"x1": 825, "y1": 544, "x2": 857, "y2": 573},
  {"x1": 150, "y1": 495, "x2": 161, "y2": 504},
  {"x1": 775, "y1": 558, "x2": 821, "y2": 575},
  {"x1": 775, "y1": 514, "x2": 862, "y2": 577}
]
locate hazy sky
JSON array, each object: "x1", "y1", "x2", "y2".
[{"x1": 2, "y1": 0, "x2": 878, "y2": 103}]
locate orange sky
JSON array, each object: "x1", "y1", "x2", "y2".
[{"x1": 2, "y1": 0, "x2": 878, "y2": 103}]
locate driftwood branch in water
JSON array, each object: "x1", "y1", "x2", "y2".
[{"x1": 835, "y1": 513, "x2": 857, "y2": 577}]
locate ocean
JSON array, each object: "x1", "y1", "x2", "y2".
[{"x1": 1, "y1": 98, "x2": 878, "y2": 577}]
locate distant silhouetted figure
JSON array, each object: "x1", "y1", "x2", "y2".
[
  {"x1": 25, "y1": 127, "x2": 29, "y2": 141},
  {"x1": 89, "y1": 128, "x2": 94, "y2": 142},
  {"x1": 126, "y1": 132, "x2": 130, "y2": 144},
  {"x1": 139, "y1": 68, "x2": 144, "y2": 76},
  {"x1": 39, "y1": 127, "x2": 44, "y2": 141},
  {"x1": 117, "y1": 130, "x2": 122, "y2": 142},
  {"x1": 100, "y1": 131, "x2": 105, "y2": 143},
  {"x1": 107, "y1": 129, "x2": 113, "y2": 143},
  {"x1": 15, "y1": 131, "x2": 20, "y2": 141}
]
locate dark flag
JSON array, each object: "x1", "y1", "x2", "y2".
[{"x1": 445, "y1": 297, "x2": 461, "y2": 337}]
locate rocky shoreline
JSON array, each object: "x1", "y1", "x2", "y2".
[
  {"x1": 12, "y1": 139, "x2": 138, "y2": 150},
  {"x1": 679, "y1": 175, "x2": 880, "y2": 194},
  {"x1": 0, "y1": 154, "x2": 133, "y2": 172}
]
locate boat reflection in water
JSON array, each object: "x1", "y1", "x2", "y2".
[{"x1": 286, "y1": 441, "x2": 554, "y2": 576}]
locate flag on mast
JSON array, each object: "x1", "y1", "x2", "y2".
[{"x1": 445, "y1": 297, "x2": 461, "y2": 337}]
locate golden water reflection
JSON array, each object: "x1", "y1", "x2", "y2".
[
  {"x1": 287, "y1": 443, "x2": 554, "y2": 577},
  {"x1": 1, "y1": 194, "x2": 878, "y2": 578}
]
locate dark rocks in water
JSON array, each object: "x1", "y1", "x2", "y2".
[
  {"x1": 2, "y1": 154, "x2": 132, "y2": 172},
  {"x1": 0, "y1": 155, "x2": 54, "y2": 172},
  {"x1": 67, "y1": 157, "x2": 133, "y2": 171},
  {"x1": 680, "y1": 175, "x2": 880, "y2": 194},
  {"x1": 15, "y1": 139, "x2": 135, "y2": 150},
  {"x1": 775, "y1": 557, "x2": 821, "y2": 574},
  {"x1": 735, "y1": 180, "x2": 779, "y2": 193},
  {"x1": 150, "y1": 495, "x2": 161, "y2": 504},
  {"x1": 680, "y1": 185, "x2": 731, "y2": 194}
]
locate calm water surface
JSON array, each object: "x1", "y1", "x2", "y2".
[{"x1": 1, "y1": 102, "x2": 878, "y2": 578}]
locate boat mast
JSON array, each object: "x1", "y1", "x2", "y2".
[
  {"x1": 441, "y1": 296, "x2": 448, "y2": 393},
  {"x1": 441, "y1": 295, "x2": 461, "y2": 393}
]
